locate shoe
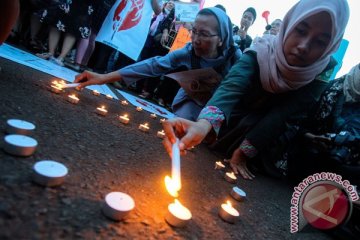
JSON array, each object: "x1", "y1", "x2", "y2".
[
  {"x1": 64, "y1": 61, "x2": 81, "y2": 71},
  {"x1": 157, "y1": 98, "x2": 165, "y2": 106},
  {"x1": 139, "y1": 91, "x2": 152, "y2": 99},
  {"x1": 36, "y1": 52, "x2": 53, "y2": 60},
  {"x1": 49, "y1": 56, "x2": 65, "y2": 67}
]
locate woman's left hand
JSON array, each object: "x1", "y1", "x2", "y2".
[{"x1": 226, "y1": 147, "x2": 255, "y2": 180}]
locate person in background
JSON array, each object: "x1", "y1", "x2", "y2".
[
  {"x1": 162, "y1": 0, "x2": 349, "y2": 180},
  {"x1": 0, "y1": 0, "x2": 20, "y2": 45},
  {"x1": 235, "y1": 7, "x2": 256, "y2": 52},
  {"x1": 75, "y1": 7, "x2": 241, "y2": 121},
  {"x1": 264, "y1": 19, "x2": 283, "y2": 36},
  {"x1": 35, "y1": 1, "x2": 95, "y2": 67},
  {"x1": 214, "y1": 4, "x2": 226, "y2": 13}
]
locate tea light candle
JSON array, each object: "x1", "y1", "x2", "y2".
[
  {"x1": 96, "y1": 106, "x2": 108, "y2": 116},
  {"x1": 6, "y1": 119, "x2": 36, "y2": 135},
  {"x1": 160, "y1": 118, "x2": 166, "y2": 123},
  {"x1": 92, "y1": 90, "x2": 100, "y2": 96},
  {"x1": 230, "y1": 186, "x2": 247, "y2": 202},
  {"x1": 136, "y1": 106, "x2": 143, "y2": 112},
  {"x1": 102, "y1": 192, "x2": 135, "y2": 221},
  {"x1": 215, "y1": 161, "x2": 225, "y2": 170},
  {"x1": 67, "y1": 94, "x2": 79, "y2": 104},
  {"x1": 3, "y1": 134, "x2": 38, "y2": 157},
  {"x1": 50, "y1": 84, "x2": 63, "y2": 93},
  {"x1": 225, "y1": 172, "x2": 237, "y2": 184},
  {"x1": 165, "y1": 199, "x2": 192, "y2": 227},
  {"x1": 219, "y1": 200, "x2": 239, "y2": 223},
  {"x1": 119, "y1": 114, "x2": 130, "y2": 124},
  {"x1": 157, "y1": 130, "x2": 165, "y2": 139},
  {"x1": 121, "y1": 100, "x2": 129, "y2": 106},
  {"x1": 150, "y1": 113, "x2": 157, "y2": 119},
  {"x1": 138, "y1": 123, "x2": 149, "y2": 132},
  {"x1": 32, "y1": 160, "x2": 68, "y2": 187},
  {"x1": 106, "y1": 94, "x2": 113, "y2": 100}
]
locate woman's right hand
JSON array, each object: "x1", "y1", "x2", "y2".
[
  {"x1": 74, "y1": 70, "x2": 107, "y2": 89},
  {"x1": 162, "y1": 118, "x2": 212, "y2": 156}
]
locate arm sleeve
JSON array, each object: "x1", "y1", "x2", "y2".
[
  {"x1": 206, "y1": 52, "x2": 259, "y2": 123},
  {"x1": 118, "y1": 45, "x2": 191, "y2": 86}
]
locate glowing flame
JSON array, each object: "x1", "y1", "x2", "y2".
[
  {"x1": 226, "y1": 200, "x2": 232, "y2": 207},
  {"x1": 165, "y1": 175, "x2": 180, "y2": 198}
]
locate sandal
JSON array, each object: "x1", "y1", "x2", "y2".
[{"x1": 36, "y1": 52, "x2": 53, "y2": 60}]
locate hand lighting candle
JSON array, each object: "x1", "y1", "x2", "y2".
[
  {"x1": 6, "y1": 119, "x2": 35, "y2": 135},
  {"x1": 96, "y1": 106, "x2": 108, "y2": 116},
  {"x1": 102, "y1": 192, "x2": 135, "y2": 221},
  {"x1": 67, "y1": 94, "x2": 79, "y2": 104},
  {"x1": 219, "y1": 200, "x2": 239, "y2": 223},
  {"x1": 138, "y1": 123, "x2": 149, "y2": 132},
  {"x1": 92, "y1": 90, "x2": 100, "y2": 96},
  {"x1": 230, "y1": 186, "x2": 247, "y2": 202},
  {"x1": 225, "y1": 172, "x2": 237, "y2": 184},
  {"x1": 165, "y1": 199, "x2": 192, "y2": 227},
  {"x1": 119, "y1": 114, "x2": 130, "y2": 124},
  {"x1": 32, "y1": 160, "x2": 68, "y2": 187},
  {"x1": 3, "y1": 134, "x2": 38, "y2": 157},
  {"x1": 157, "y1": 130, "x2": 165, "y2": 139}
]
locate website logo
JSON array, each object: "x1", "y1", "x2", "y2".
[{"x1": 290, "y1": 172, "x2": 359, "y2": 233}]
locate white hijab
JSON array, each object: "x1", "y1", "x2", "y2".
[{"x1": 249, "y1": 0, "x2": 350, "y2": 93}]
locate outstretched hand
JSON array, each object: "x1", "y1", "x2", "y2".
[
  {"x1": 225, "y1": 147, "x2": 255, "y2": 180},
  {"x1": 162, "y1": 118, "x2": 212, "y2": 157},
  {"x1": 74, "y1": 70, "x2": 107, "y2": 89}
]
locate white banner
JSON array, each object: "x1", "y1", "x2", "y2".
[
  {"x1": 175, "y1": 2, "x2": 200, "y2": 22},
  {"x1": 96, "y1": 0, "x2": 154, "y2": 61}
]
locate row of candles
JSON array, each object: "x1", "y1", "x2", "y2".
[
  {"x1": 48, "y1": 80, "x2": 247, "y2": 226},
  {"x1": 50, "y1": 80, "x2": 167, "y2": 138}
]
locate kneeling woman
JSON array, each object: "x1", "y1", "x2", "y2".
[{"x1": 75, "y1": 7, "x2": 241, "y2": 121}]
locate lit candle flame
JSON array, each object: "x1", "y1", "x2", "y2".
[
  {"x1": 165, "y1": 176, "x2": 180, "y2": 198},
  {"x1": 226, "y1": 200, "x2": 232, "y2": 207}
]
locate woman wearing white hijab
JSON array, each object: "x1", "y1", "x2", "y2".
[
  {"x1": 75, "y1": 7, "x2": 241, "y2": 121},
  {"x1": 162, "y1": 0, "x2": 350, "y2": 180}
]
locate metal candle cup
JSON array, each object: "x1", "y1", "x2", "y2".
[
  {"x1": 136, "y1": 106, "x2": 143, "y2": 112},
  {"x1": 224, "y1": 172, "x2": 237, "y2": 184},
  {"x1": 106, "y1": 94, "x2": 113, "y2": 100},
  {"x1": 3, "y1": 134, "x2": 38, "y2": 157},
  {"x1": 230, "y1": 186, "x2": 247, "y2": 202},
  {"x1": 165, "y1": 199, "x2": 192, "y2": 227},
  {"x1": 102, "y1": 192, "x2": 135, "y2": 221},
  {"x1": 92, "y1": 90, "x2": 100, "y2": 96},
  {"x1": 50, "y1": 84, "x2": 63, "y2": 93},
  {"x1": 67, "y1": 94, "x2": 79, "y2": 104},
  {"x1": 219, "y1": 201, "x2": 239, "y2": 223},
  {"x1": 95, "y1": 106, "x2": 108, "y2": 116},
  {"x1": 32, "y1": 160, "x2": 68, "y2": 187},
  {"x1": 160, "y1": 118, "x2": 166, "y2": 123},
  {"x1": 121, "y1": 100, "x2": 129, "y2": 106},
  {"x1": 150, "y1": 113, "x2": 157, "y2": 119},
  {"x1": 6, "y1": 119, "x2": 35, "y2": 135},
  {"x1": 119, "y1": 114, "x2": 130, "y2": 124},
  {"x1": 157, "y1": 130, "x2": 165, "y2": 139},
  {"x1": 138, "y1": 123, "x2": 149, "y2": 132},
  {"x1": 215, "y1": 161, "x2": 225, "y2": 170}
]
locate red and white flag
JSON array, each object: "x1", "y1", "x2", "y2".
[{"x1": 96, "y1": 0, "x2": 155, "y2": 61}]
